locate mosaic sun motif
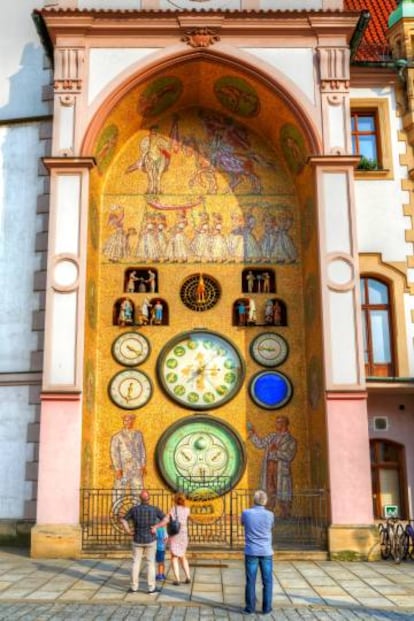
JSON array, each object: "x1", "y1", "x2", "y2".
[
  {"x1": 95, "y1": 124, "x2": 119, "y2": 174},
  {"x1": 214, "y1": 76, "x2": 260, "y2": 117},
  {"x1": 280, "y1": 123, "x2": 307, "y2": 175},
  {"x1": 138, "y1": 76, "x2": 183, "y2": 117}
]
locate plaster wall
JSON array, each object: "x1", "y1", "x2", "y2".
[
  {"x1": 351, "y1": 87, "x2": 412, "y2": 263},
  {"x1": 368, "y1": 392, "x2": 414, "y2": 518},
  {"x1": 88, "y1": 49, "x2": 159, "y2": 106},
  {"x1": 0, "y1": 123, "x2": 43, "y2": 373},
  {"x1": 327, "y1": 397, "x2": 373, "y2": 524},
  {"x1": 0, "y1": 386, "x2": 37, "y2": 519},
  {"x1": 404, "y1": 293, "x2": 414, "y2": 376},
  {"x1": 242, "y1": 49, "x2": 316, "y2": 107},
  {"x1": 0, "y1": 1, "x2": 48, "y2": 121}
]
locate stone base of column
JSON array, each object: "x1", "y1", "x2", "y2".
[
  {"x1": 31, "y1": 524, "x2": 82, "y2": 558},
  {"x1": 328, "y1": 524, "x2": 380, "y2": 561}
]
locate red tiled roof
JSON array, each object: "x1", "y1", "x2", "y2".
[{"x1": 345, "y1": 0, "x2": 397, "y2": 61}]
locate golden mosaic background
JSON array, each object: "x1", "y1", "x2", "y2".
[{"x1": 83, "y1": 60, "x2": 326, "y2": 501}]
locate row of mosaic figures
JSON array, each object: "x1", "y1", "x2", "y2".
[
  {"x1": 114, "y1": 296, "x2": 286, "y2": 327},
  {"x1": 123, "y1": 267, "x2": 277, "y2": 295}
]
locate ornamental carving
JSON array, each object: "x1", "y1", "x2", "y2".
[
  {"x1": 54, "y1": 47, "x2": 84, "y2": 93},
  {"x1": 318, "y1": 47, "x2": 350, "y2": 93},
  {"x1": 182, "y1": 28, "x2": 220, "y2": 48}
]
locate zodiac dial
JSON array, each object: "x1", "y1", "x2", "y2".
[
  {"x1": 250, "y1": 332, "x2": 288, "y2": 367},
  {"x1": 156, "y1": 415, "x2": 246, "y2": 496},
  {"x1": 157, "y1": 330, "x2": 245, "y2": 410},
  {"x1": 111, "y1": 332, "x2": 151, "y2": 366},
  {"x1": 108, "y1": 369, "x2": 153, "y2": 410}
]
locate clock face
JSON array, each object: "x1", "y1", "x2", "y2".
[
  {"x1": 111, "y1": 332, "x2": 150, "y2": 366},
  {"x1": 157, "y1": 330, "x2": 245, "y2": 410},
  {"x1": 249, "y1": 370, "x2": 293, "y2": 410},
  {"x1": 108, "y1": 369, "x2": 153, "y2": 410},
  {"x1": 156, "y1": 415, "x2": 246, "y2": 496},
  {"x1": 250, "y1": 332, "x2": 288, "y2": 368}
]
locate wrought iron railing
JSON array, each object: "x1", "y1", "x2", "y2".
[{"x1": 80, "y1": 488, "x2": 328, "y2": 553}]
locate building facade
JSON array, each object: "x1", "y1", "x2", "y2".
[{"x1": 1, "y1": 0, "x2": 413, "y2": 559}]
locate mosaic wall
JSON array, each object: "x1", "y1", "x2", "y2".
[{"x1": 83, "y1": 63, "x2": 325, "y2": 518}]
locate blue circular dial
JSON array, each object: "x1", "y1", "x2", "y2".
[{"x1": 249, "y1": 371, "x2": 293, "y2": 409}]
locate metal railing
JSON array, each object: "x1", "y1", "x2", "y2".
[{"x1": 80, "y1": 488, "x2": 328, "y2": 553}]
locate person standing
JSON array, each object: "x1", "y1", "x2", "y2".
[
  {"x1": 120, "y1": 490, "x2": 165, "y2": 594},
  {"x1": 241, "y1": 489, "x2": 274, "y2": 615},
  {"x1": 155, "y1": 525, "x2": 167, "y2": 581},
  {"x1": 152, "y1": 492, "x2": 191, "y2": 585}
]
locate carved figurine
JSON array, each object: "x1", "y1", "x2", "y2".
[
  {"x1": 247, "y1": 298, "x2": 257, "y2": 325},
  {"x1": 118, "y1": 298, "x2": 134, "y2": 326}
]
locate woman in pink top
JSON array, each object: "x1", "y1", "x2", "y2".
[{"x1": 152, "y1": 492, "x2": 191, "y2": 585}]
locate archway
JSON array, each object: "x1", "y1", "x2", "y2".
[{"x1": 80, "y1": 54, "x2": 327, "y2": 546}]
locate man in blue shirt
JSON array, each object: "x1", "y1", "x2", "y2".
[
  {"x1": 120, "y1": 489, "x2": 165, "y2": 594},
  {"x1": 241, "y1": 489, "x2": 274, "y2": 614}
]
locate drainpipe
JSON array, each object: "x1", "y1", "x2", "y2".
[{"x1": 350, "y1": 10, "x2": 371, "y2": 61}]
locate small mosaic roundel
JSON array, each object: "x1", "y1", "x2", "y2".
[{"x1": 180, "y1": 274, "x2": 221, "y2": 312}]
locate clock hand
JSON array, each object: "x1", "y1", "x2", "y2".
[
  {"x1": 124, "y1": 382, "x2": 134, "y2": 402},
  {"x1": 126, "y1": 344, "x2": 140, "y2": 354}
]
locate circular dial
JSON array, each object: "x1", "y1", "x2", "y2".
[
  {"x1": 180, "y1": 274, "x2": 221, "y2": 312},
  {"x1": 156, "y1": 415, "x2": 246, "y2": 496},
  {"x1": 157, "y1": 330, "x2": 245, "y2": 410},
  {"x1": 108, "y1": 369, "x2": 153, "y2": 410},
  {"x1": 111, "y1": 332, "x2": 150, "y2": 366},
  {"x1": 249, "y1": 370, "x2": 293, "y2": 410},
  {"x1": 250, "y1": 332, "x2": 288, "y2": 368}
]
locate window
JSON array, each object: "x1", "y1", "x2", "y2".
[
  {"x1": 370, "y1": 440, "x2": 407, "y2": 519},
  {"x1": 351, "y1": 110, "x2": 381, "y2": 169},
  {"x1": 360, "y1": 276, "x2": 394, "y2": 377},
  {"x1": 350, "y1": 99, "x2": 393, "y2": 178}
]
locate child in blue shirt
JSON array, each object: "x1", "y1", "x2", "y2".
[{"x1": 156, "y1": 526, "x2": 167, "y2": 580}]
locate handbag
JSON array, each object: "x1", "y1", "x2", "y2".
[{"x1": 166, "y1": 506, "x2": 181, "y2": 536}]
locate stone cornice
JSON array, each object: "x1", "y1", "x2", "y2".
[
  {"x1": 35, "y1": 9, "x2": 360, "y2": 45},
  {"x1": 43, "y1": 156, "x2": 96, "y2": 171}
]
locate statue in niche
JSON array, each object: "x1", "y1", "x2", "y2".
[
  {"x1": 152, "y1": 299, "x2": 164, "y2": 325},
  {"x1": 118, "y1": 298, "x2": 134, "y2": 326},
  {"x1": 126, "y1": 270, "x2": 139, "y2": 293},
  {"x1": 247, "y1": 298, "x2": 256, "y2": 325}
]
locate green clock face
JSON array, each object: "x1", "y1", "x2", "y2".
[
  {"x1": 156, "y1": 415, "x2": 246, "y2": 496},
  {"x1": 157, "y1": 330, "x2": 245, "y2": 410}
]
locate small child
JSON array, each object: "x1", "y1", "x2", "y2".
[{"x1": 156, "y1": 525, "x2": 167, "y2": 581}]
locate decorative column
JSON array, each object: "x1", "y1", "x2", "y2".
[
  {"x1": 311, "y1": 44, "x2": 378, "y2": 560},
  {"x1": 31, "y1": 41, "x2": 94, "y2": 558}
]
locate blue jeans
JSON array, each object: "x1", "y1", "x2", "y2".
[{"x1": 244, "y1": 554, "x2": 273, "y2": 613}]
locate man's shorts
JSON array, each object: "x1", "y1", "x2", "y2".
[{"x1": 156, "y1": 549, "x2": 165, "y2": 563}]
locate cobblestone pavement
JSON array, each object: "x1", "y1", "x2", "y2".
[
  {"x1": 0, "y1": 602, "x2": 413, "y2": 620},
  {"x1": 0, "y1": 549, "x2": 413, "y2": 620}
]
